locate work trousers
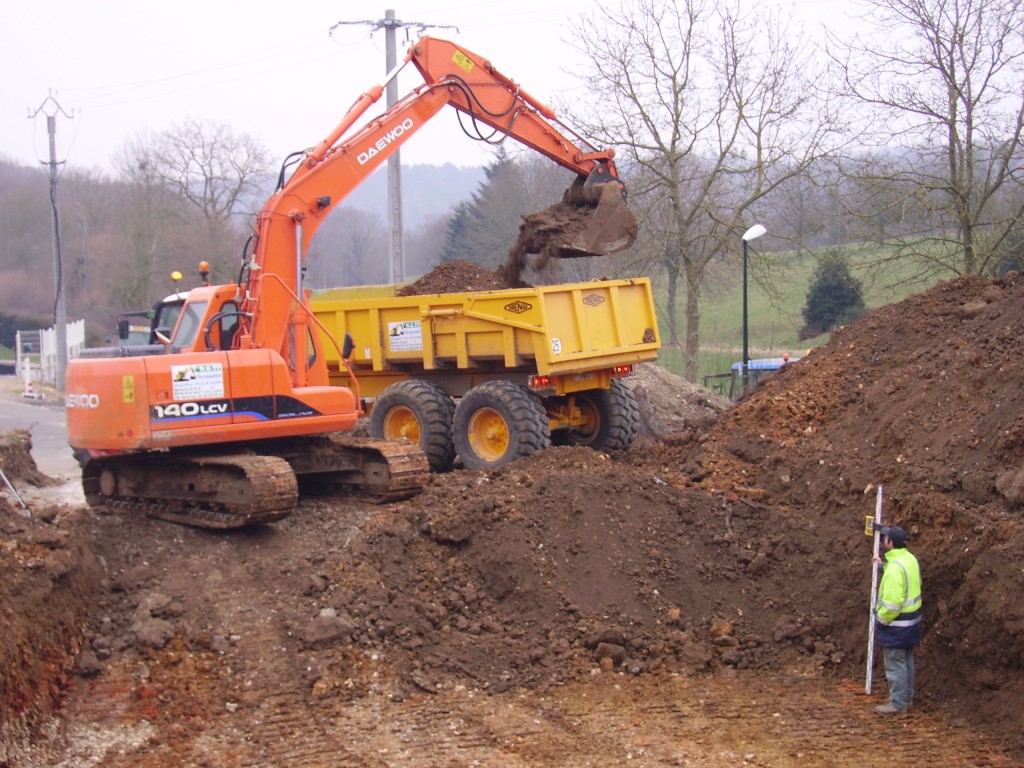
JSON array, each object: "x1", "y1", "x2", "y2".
[{"x1": 882, "y1": 646, "x2": 915, "y2": 711}]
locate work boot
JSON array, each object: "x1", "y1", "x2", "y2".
[{"x1": 874, "y1": 703, "x2": 905, "y2": 715}]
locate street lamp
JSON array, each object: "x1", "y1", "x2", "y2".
[{"x1": 741, "y1": 224, "x2": 767, "y2": 393}]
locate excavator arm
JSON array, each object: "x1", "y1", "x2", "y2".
[
  {"x1": 237, "y1": 36, "x2": 637, "y2": 370},
  {"x1": 63, "y1": 37, "x2": 637, "y2": 527}
]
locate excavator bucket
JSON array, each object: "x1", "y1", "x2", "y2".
[
  {"x1": 507, "y1": 167, "x2": 639, "y2": 275},
  {"x1": 555, "y1": 169, "x2": 639, "y2": 257}
]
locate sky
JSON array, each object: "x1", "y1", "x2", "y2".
[{"x1": 2, "y1": 0, "x2": 850, "y2": 176}]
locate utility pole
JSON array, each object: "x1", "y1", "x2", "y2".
[
  {"x1": 383, "y1": 9, "x2": 404, "y2": 284},
  {"x1": 28, "y1": 94, "x2": 72, "y2": 392},
  {"x1": 330, "y1": 11, "x2": 457, "y2": 284}
]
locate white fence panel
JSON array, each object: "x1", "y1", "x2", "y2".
[{"x1": 17, "y1": 320, "x2": 85, "y2": 387}]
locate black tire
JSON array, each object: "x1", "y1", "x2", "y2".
[
  {"x1": 369, "y1": 379, "x2": 456, "y2": 472},
  {"x1": 551, "y1": 379, "x2": 640, "y2": 451},
  {"x1": 452, "y1": 380, "x2": 551, "y2": 470}
]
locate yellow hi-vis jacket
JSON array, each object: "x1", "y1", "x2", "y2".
[{"x1": 875, "y1": 547, "x2": 922, "y2": 648}]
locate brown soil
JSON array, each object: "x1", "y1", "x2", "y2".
[
  {"x1": 506, "y1": 182, "x2": 639, "y2": 282},
  {"x1": 0, "y1": 432, "x2": 100, "y2": 758},
  {"x1": 396, "y1": 259, "x2": 520, "y2": 296},
  {"x1": 3, "y1": 272, "x2": 1024, "y2": 766}
]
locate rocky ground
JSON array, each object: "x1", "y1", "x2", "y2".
[{"x1": 2, "y1": 272, "x2": 1024, "y2": 766}]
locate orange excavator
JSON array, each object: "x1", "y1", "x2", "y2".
[{"x1": 64, "y1": 36, "x2": 638, "y2": 529}]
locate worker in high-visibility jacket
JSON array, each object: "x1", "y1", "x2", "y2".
[{"x1": 874, "y1": 525, "x2": 922, "y2": 715}]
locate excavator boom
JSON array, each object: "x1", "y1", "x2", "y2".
[
  {"x1": 238, "y1": 36, "x2": 637, "y2": 361},
  {"x1": 64, "y1": 36, "x2": 638, "y2": 529}
]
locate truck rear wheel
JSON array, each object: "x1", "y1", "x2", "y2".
[
  {"x1": 552, "y1": 379, "x2": 640, "y2": 451},
  {"x1": 369, "y1": 380, "x2": 456, "y2": 472},
  {"x1": 453, "y1": 381, "x2": 551, "y2": 470}
]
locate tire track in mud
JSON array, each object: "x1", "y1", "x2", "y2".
[
  {"x1": 49, "y1": 666, "x2": 1021, "y2": 768},
  {"x1": 230, "y1": 674, "x2": 1020, "y2": 768},
  {"x1": 230, "y1": 622, "x2": 345, "y2": 768},
  {"x1": 183, "y1": 526, "x2": 368, "y2": 768}
]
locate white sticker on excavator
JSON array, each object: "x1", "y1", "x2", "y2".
[
  {"x1": 171, "y1": 362, "x2": 225, "y2": 400},
  {"x1": 387, "y1": 321, "x2": 423, "y2": 352}
]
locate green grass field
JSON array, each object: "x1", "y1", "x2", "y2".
[{"x1": 652, "y1": 243, "x2": 945, "y2": 382}]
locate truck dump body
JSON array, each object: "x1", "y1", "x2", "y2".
[
  {"x1": 313, "y1": 277, "x2": 660, "y2": 397},
  {"x1": 310, "y1": 276, "x2": 660, "y2": 473}
]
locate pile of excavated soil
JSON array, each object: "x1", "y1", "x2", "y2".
[
  {"x1": 371, "y1": 270, "x2": 1024, "y2": 749},
  {"x1": 0, "y1": 430, "x2": 49, "y2": 490},
  {"x1": 628, "y1": 362, "x2": 732, "y2": 439},
  {"x1": 0, "y1": 434, "x2": 99, "y2": 760},
  {"x1": 323, "y1": 445, "x2": 809, "y2": 694},
  {"x1": 686, "y1": 272, "x2": 1024, "y2": 746},
  {"x1": 396, "y1": 259, "x2": 520, "y2": 296},
  {"x1": 5, "y1": 271, "x2": 1024, "y2": 761}
]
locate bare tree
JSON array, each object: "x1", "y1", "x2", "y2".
[
  {"x1": 147, "y1": 119, "x2": 272, "y2": 279},
  {"x1": 113, "y1": 135, "x2": 187, "y2": 310},
  {"x1": 306, "y1": 207, "x2": 389, "y2": 288},
  {"x1": 828, "y1": 0, "x2": 1024, "y2": 276},
  {"x1": 565, "y1": 0, "x2": 838, "y2": 380},
  {"x1": 0, "y1": 161, "x2": 56, "y2": 314},
  {"x1": 154, "y1": 118, "x2": 269, "y2": 224},
  {"x1": 64, "y1": 169, "x2": 116, "y2": 310}
]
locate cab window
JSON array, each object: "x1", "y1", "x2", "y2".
[{"x1": 172, "y1": 301, "x2": 208, "y2": 348}]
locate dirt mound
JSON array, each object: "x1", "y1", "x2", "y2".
[
  {"x1": 627, "y1": 362, "x2": 732, "y2": 439},
  {"x1": 328, "y1": 445, "x2": 821, "y2": 693},
  {"x1": 688, "y1": 272, "x2": 1024, "y2": 746},
  {"x1": 6, "y1": 273, "x2": 1024, "y2": 761},
  {"x1": 362, "y1": 270, "x2": 1024, "y2": 747},
  {"x1": 396, "y1": 259, "x2": 520, "y2": 296},
  {"x1": 0, "y1": 430, "x2": 50, "y2": 489},
  {"x1": 0, "y1": 434, "x2": 99, "y2": 761}
]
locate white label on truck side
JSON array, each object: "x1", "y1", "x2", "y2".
[
  {"x1": 551, "y1": 338, "x2": 562, "y2": 355},
  {"x1": 387, "y1": 321, "x2": 423, "y2": 352},
  {"x1": 171, "y1": 362, "x2": 225, "y2": 400}
]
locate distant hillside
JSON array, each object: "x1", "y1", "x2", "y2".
[{"x1": 343, "y1": 163, "x2": 484, "y2": 227}]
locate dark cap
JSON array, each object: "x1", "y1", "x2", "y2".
[{"x1": 881, "y1": 526, "x2": 908, "y2": 546}]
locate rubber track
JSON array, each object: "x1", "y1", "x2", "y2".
[
  {"x1": 82, "y1": 453, "x2": 298, "y2": 529},
  {"x1": 81, "y1": 437, "x2": 427, "y2": 529},
  {"x1": 304, "y1": 433, "x2": 430, "y2": 502}
]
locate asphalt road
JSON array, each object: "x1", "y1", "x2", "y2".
[{"x1": 0, "y1": 376, "x2": 79, "y2": 479}]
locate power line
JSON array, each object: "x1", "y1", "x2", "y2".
[{"x1": 64, "y1": 35, "x2": 337, "y2": 109}]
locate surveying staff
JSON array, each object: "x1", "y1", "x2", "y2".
[{"x1": 873, "y1": 525, "x2": 922, "y2": 715}]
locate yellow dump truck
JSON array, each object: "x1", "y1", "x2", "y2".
[{"x1": 310, "y1": 277, "x2": 661, "y2": 471}]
